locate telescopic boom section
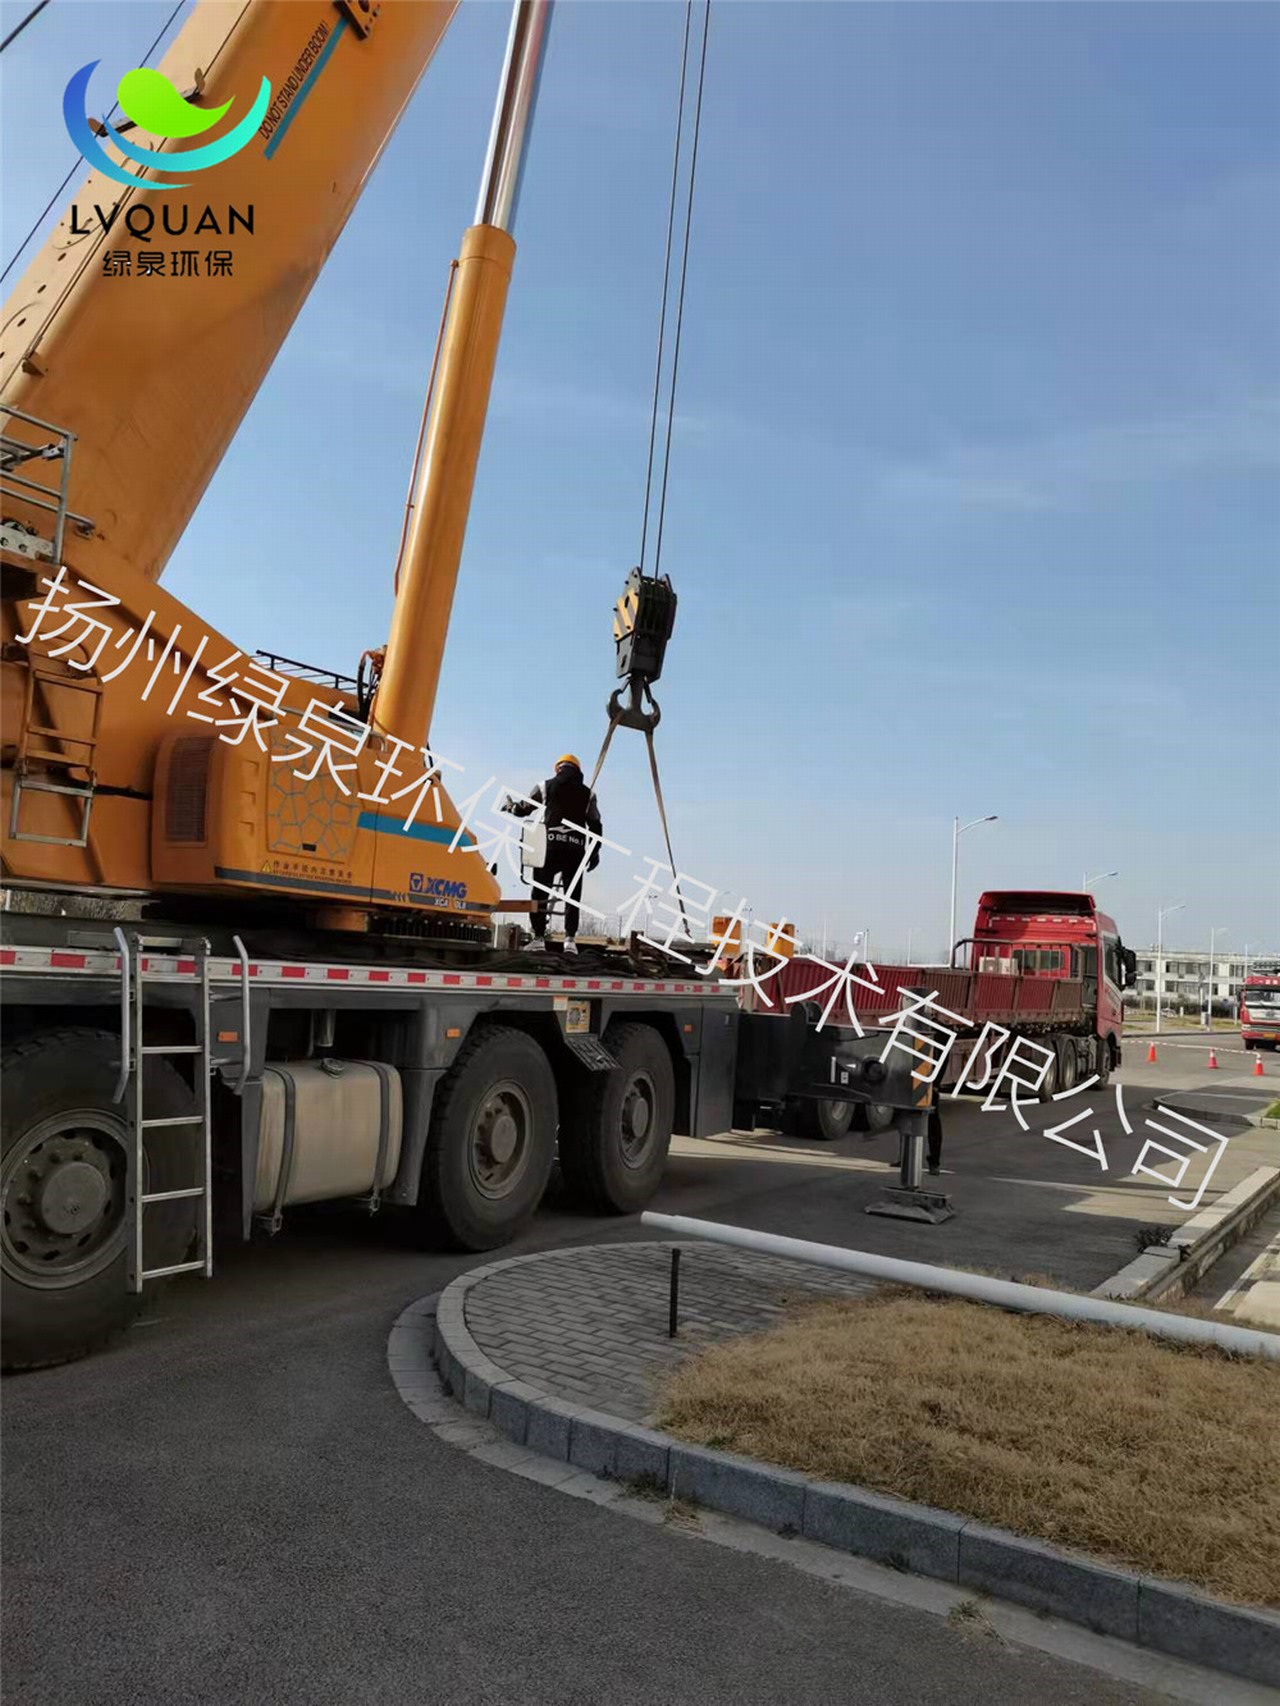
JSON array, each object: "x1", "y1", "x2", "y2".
[{"x1": 372, "y1": 0, "x2": 554, "y2": 751}]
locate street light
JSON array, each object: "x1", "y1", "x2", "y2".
[
  {"x1": 1083, "y1": 869, "x2": 1118, "y2": 892},
  {"x1": 1205, "y1": 928, "x2": 1226, "y2": 1030},
  {"x1": 949, "y1": 815, "x2": 998, "y2": 964},
  {"x1": 1155, "y1": 902, "x2": 1186, "y2": 1035}
]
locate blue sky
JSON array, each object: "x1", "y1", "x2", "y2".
[{"x1": 3, "y1": 0, "x2": 1277, "y2": 959}]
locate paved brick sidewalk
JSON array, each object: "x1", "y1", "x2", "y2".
[{"x1": 461, "y1": 1242, "x2": 875, "y2": 1423}]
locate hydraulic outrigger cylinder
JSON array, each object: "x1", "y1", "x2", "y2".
[{"x1": 372, "y1": 0, "x2": 554, "y2": 750}]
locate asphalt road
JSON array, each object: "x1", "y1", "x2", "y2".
[{"x1": 4, "y1": 1042, "x2": 1273, "y2": 1706}]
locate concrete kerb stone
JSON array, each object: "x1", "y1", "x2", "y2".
[
  {"x1": 488, "y1": 1379, "x2": 543, "y2": 1446},
  {"x1": 958, "y1": 1522, "x2": 1140, "y2": 1642},
  {"x1": 1094, "y1": 1163, "x2": 1280, "y2": 1303},
  {"x1": 668, "y1": 1441, "x2": 807, "y2": 1533},
  {"x1": 525, "y1": 1396, "x2": 584, "y2": 1462},
  {"x1": 424, "y1": 1250, "x2": 1280, "y2": 1690},
  {"x1": 803, "y1": 1481, "x2": 964, "y2": 1581},
  {"x1": 1137, "y1": 1578, "x2": 1280, "y2": 1689}
]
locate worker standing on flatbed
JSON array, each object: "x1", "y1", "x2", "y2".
[{"x1": 505, "y1": 756, "x2": 603, "y2": 955}]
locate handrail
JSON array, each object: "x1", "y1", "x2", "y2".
[
  {"x1": 230, "y1": 934, "x2": 251, "y2": 1094},
  {"x1": 639, "y1": 1212, "x2": 1280, "y2": 1362},
  {"x1": 111, "y1": 926, "x2": 130, "y2": 1102}
]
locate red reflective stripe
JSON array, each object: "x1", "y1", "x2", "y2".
[
  {"x1": 0, "y1": 948, "x2": 15, "y2": 966},
  {"x1": 282, "y1": 966, "x2": 306, "y2": 979},
  {"x1": 611, "y1": 981, "x2": 624, "y2": 991},
  {"x1": 443, "y1": 974, "x2": 461, "y2": 986},
  {"x1": 507, "y1": 977, "x2": 524, "y2": 988},
  {"x1": 561, "y1": 980, "x2": 576, "y2": 990},
  {"x1": 476, "y1": 975, "x2": 492, "y2": 987},
  {"x1": 369, "y1": 970, "x2": 390, "y2": 983},
  {"x1": 654, "y1": 983, "x2": 667, "y2": 992},
  {"x1": 50, "y1": 951, "x2": 87, "y2": 969},
  {"x1": 177, "y1": 958, "x2": 196, "y2": 974},
  {"x1": 408, "y1": 971, "x2": 426, "y2": 984},
  {"x1": 326, "y1": 968, "x2": 350, "y2": 980},
  {"x1": 587, "y1": 980, "x2": 601, "y2": 990},
  {"x1": 535, "y1": 978, "x2": 550, "y2": 989},
  {"x1": 631, "y1": 982, "x2": 644, "y2": 992}
]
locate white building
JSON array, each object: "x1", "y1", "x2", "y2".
[{"x1": 1134, "y1": 950, "x2": 1280, "y2": 1014}]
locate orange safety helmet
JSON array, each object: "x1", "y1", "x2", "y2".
[{"x1": 555, "y1": 753, "x2": 582, "y2": 771}]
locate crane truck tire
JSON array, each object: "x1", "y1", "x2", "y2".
[
  {"x1": 860, "y1": 1102, "x2": 896, "y2": 1135},
  {"x1": 415, "y1": 1025, "x2": 557, "y2": 1251},
  {"x1": 559, "y1": 1021, "x2": 675, "y2": 1214},
  {"x1": 791, "y1": 1099, "x2": 856, "y2": 1141},
  {"x1": 1, "y1": 1029, "x2": 197, "y2": 1373}
]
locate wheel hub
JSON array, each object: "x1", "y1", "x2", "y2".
[
  {"x1": 469, "y1": 1082, "x2": 531, "y2": 1199},
  {"x1": 1, "y1": 1119, "x2": 128, "y2": 1288},
  {"x1": 487, "y1": 1111, "x2": 519, "y2": 1167},
  {"x1": 619, "y1": 1073, "x2": 656, "y2": 1166},
  {"x1": 36, "y1": 1159, "x2": 110, "y2": 1235}
]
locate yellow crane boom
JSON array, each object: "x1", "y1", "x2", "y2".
[
  {"x1": 1, "y1": 0, "x2": 552, "y2": 936},
  {"x1": 2, "y1": 0, "x2": 460, "y2": 588}
]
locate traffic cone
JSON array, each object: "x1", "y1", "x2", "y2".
[
  {"x1": 1147, "y1": 1041, "x2": 1158, "y2": 1063},
  {"x1": 1208, "y1": 1048, "x2": 1218, "y2": 1070},
  {"x1": 1255, "y1": 1052, "x2": 1266, "y2": 1077}
]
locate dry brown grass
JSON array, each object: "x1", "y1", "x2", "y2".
[{"x1": 659, "y1": 1290, "x2": 1280, "y2": 1607}]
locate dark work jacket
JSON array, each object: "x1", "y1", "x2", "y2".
[{"x1": 511, "y1": 769, "x2": 602, "y2": 840}]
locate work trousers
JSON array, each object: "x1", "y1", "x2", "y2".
[{"x1": 532, "y1": 832, "x2": 587, "y2": 938}]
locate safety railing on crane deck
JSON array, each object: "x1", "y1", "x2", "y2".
[{"x1": 0, "y1": 404, "x2": 95, "y2": 570}]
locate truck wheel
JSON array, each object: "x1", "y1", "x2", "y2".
[
  {"x1": 1054, "y1": 1035, "x2": 1079, "y2": 1096},
  {"x1": 1, "y1": 1028, "x2": 197, "y2": 1373},
  {"x1": 860, "y1": 1102, "x2": 896, "y2": 1135},
  {"x1": 1094, "y1": 1037, "x2": 1112, "y2": 1088},
  {"x1": 560, "y1": 1022, "x2": 675, "y2": 1214},
  {"x1": 417, "y1": 1026, "x2": 556, "y2": 1251},
  {"x1": 791, "y1": 1098, "x2": 853, "y2": 1139},
  {"x1": 1037, "y1": 1039, "x2": 1062, "y2": 1100}
]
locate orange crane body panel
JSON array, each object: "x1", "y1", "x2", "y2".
[{"x1": 1, "y1": 0, "x2": 504, "y2": 924}]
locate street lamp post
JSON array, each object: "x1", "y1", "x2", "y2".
[
  {"x1": 1155, "y1": 902, "x2": 1185, "y2": 1035},
  {"x1": 949, "y1": 814, "x2": 998, "y2": 966},
  {"x1": 1205, "y1": 928, "x2": 1226, "y2": 1030},
  {"x1": 1083, "y1": 869, "x2": 1118, "y2": 892}
]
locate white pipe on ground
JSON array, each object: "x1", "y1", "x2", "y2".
[{"x1": 639, "y1": 1212, "x2": 1280, "y2": 1363}]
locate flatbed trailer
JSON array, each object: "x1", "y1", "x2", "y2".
[
  {"x1": 738, "y1": 891, "x2": 1138, "y2": 1141},
  {"x1": 0, "y1": 914, "x2": 927, "y2": 1372},
  {"x1": 766, "y1": 958, "x2": 1114, "y2": 1093}
]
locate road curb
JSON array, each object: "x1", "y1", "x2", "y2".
[
  {"x1": 1095, "y1": 1165, "x2": 1280, "y2": 1304},
  {"x1": 428, "y1": 1247, "x2": 1280, "y2": 1690}
]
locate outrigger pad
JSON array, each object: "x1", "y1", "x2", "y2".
[{"x1": 865, "y1": 1187, "x2": 955, "y2": 1225}]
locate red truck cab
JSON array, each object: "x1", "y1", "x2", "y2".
[
  {"x1": 1240, "y1": 971, "x2": 1280, "y2": 1051},
  {"x1": 963, "y1": 891, "x2": 1135, "y2": 1074}
]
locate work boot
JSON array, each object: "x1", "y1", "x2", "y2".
[
  {"x1": 563, "y1": 939, "x2": 579, "y2": 957},
  {"x1": 525, "y1": 936, "x2": 546, "y2": 952}
]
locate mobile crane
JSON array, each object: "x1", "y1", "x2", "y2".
[{"x1": 0, "y1": 0, "x2": 931, "y2": 1371}]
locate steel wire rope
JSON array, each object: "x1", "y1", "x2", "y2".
[{"x1": 2, "y1": 0, "x2": 198, "y2": 285}]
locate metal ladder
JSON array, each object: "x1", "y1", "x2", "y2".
[
  {"x1": 9, "y1": 658, "x2": 103, "y2": 849},
  {"x1": 113, "y1": 931, "x2": 214, "y2": 1293}
]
